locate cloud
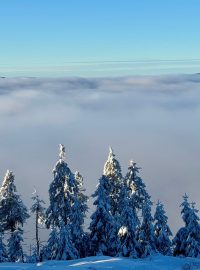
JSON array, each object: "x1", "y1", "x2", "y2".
[{"x1": 0, "y1": 74, "x2": 200, "y2": 119}]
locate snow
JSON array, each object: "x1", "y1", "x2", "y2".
[{"x1": 1, "y1": 255, "x2": 200, "y2": 270}]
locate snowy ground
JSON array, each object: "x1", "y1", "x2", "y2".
[{"x1": 1, "y1": 255, "x2": 200, "y2": 270}]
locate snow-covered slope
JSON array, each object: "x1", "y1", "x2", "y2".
[{"x1": 1, "y1": 255, "x2": 200, "y2": 270}]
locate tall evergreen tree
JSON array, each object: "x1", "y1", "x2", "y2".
[
  {"x1": 174, "y1": 195, "x2": 200, "y2": 258},
  {"x1": 0, "y1": 170, "x2": 29, "y2": 262},
  {"x1": 0, "y1": 170, "x2": 29, "y2": 232},
  {"x1": 89, "y1": 175, "x2": 118, "y2": 256},
  {"x1": 46, "y1": 145, "x2": 76, "y2": 229},
  {"x1": 46, "y1": 145, "x2": 81, "y2": 259},
  {"x1": 103, "y1": 147, "x2": 123, "y2": 218},
  {"x1": 186, "y1": 202, "x2": 200, "y2": 257},
  {"x1": 154, "y1": 201, "x2": 172, "y2": 255},
  {"x1": 30, "y1": 190, "x2": 46, "y2": 261},
  {"x1": 124, "y1": 161, "x2": 155, "y2": 258},
  {"x1": 173, "y1": 194, "x2": 191, "y2": 257}
]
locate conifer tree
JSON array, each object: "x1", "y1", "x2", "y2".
[
  {"x1": 123, "y1": 161, "x2": 155, "y2": 258},
  {"x1": 154, "y1": 201, "x2": 172, "y2": 255},
  {"x1": 0, "y1": 170, "x2": 29, "y2": 232},
  {"x1": 30, "y1": 190, "x2": 45, "y2": 261},
  {"x1": 103, "y1": 147, "x2": 123, "y2": 218},
  {"x1": 46, "y1": 145, "x2": 81, "y2": 259},
  {"x1": 46, "y1": 145, "x2": 76, "y2": 229},
  {"x1": 173, "y1": 194, "x2": 191, "y2": 257},
  {"x1": 174, "y1": 195, "x2": 200, "y2": 258},
  {"x1": 89, "y1": 175, "x2": 118, "y2": 256},
  {"x1": 186, "y1": 202, "x2": 200, "y2": 257},
  {"x1": 0, "y1": 170, "x2": 29, "y2": 262}
]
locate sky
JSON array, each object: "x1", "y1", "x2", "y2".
[
  {"x1": 0, "y1": 0, "x2": 200, "y2": 249},
  {"x1": 1, "y1": 0, "x2": 200, "y2": 76}
]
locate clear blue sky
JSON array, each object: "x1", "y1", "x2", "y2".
[{"x1": 1, "y1": 0, "x2": 200, "y2": 76}]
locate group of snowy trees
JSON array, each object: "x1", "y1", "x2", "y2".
[{"x1": 0, "y1": 145, "x2": 200, "y2": 262}]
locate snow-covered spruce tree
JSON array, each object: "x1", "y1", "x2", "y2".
[
  {"x1": 30, "y1": 190, "x2": 46, "y2": 261},
  {"x1": 117, "y1": 178, "x2": 140, "y2": 258},
  {"x1": 138, "y1": 197, "x2": 156, "y2": 258},
  {"x1": 0, "y1": 170, "x2": 29, "y2": 232},
  {"x1": 0, "y1": 231, "x2": 7, "y2": 262},
  {"x1": 103, "y1": 147, "x2": 123, "y2": 218},
  {"x1": 45, "y1": 145, "x2": 79, "y2": 259},
  {"x1": 70, "y1": 171, "x2": 88, "y2": 258},
  {"x1": 174, "y1": 195, "x2": 200, "y2": 258},
  {"x1": 8, "y1": 228, "x2": 24, "y2": 262},
  {"x1": 173, "y1": 194, "x2": 191, "y2": 257},
  {"x1": 46, "y1": 145, "x2": 77, "y2": 229},
  {"x1": 154, "y1": 201, "x2": 172, "y2": 255},
  {"x1": 89, "y1": 175, "x2": 119, "y2": 256},
  {"x1": 0, "y1": 170, "x2": 29, "y2": 262},
  {"x1": 186, "y1": 202, "x2": 200, "y2": 257},
  {"x1": 123, "y1": 161, "x2": 155, "y2": 258}
]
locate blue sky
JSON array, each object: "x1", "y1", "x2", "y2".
[{"x1": 1, "y1": 0, "x2": 200, "y2": 76}]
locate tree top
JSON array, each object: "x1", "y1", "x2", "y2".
[{"x1": 59, "y1": 144, "x2": 66, "y2": 161}]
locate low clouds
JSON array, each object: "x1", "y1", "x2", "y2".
[
  {"x1": 0, "y1": 74, "x2": 200, "y2": 119},
  {"x1": 0, "y1": 74, "x2": 200, "y2": 236}
]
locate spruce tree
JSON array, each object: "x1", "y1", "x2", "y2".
[
  {"x1": 46, "y1": 145, "x2": 83, "y2": 259},
  {"x1": 30, "y1": 190, "x2": 46, "y2": 261},
  {"x1": 173, "y1": 194, "x2": 200, "y2": 257},
  {"x1": 154, "y1": 201, "x2": 172, "y2": 255},
  {"x1": 0, "y1": 170, "x2": 29, "y2": 232},
  {"x1": 103, "y1": 147, "x2": 123, "y2": 218},
  {"x1": 0, "y1": 170, "x2": 29, "y2": 262},
  {"x1": 89, "y1": 175, "x2": 118, "y2": 256},
  {"x1": 124, "y1": 161, "x2": 155, "y2": 258},
  {"x1": 173, "y1": 194, "x2": 191, "y2": 257},
  {"x1": 186, "y1": 202, "x2": 200, "y2": 257},
  {"x1": 46, "y1": 145, "x2": 76, "y2": 228}
]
